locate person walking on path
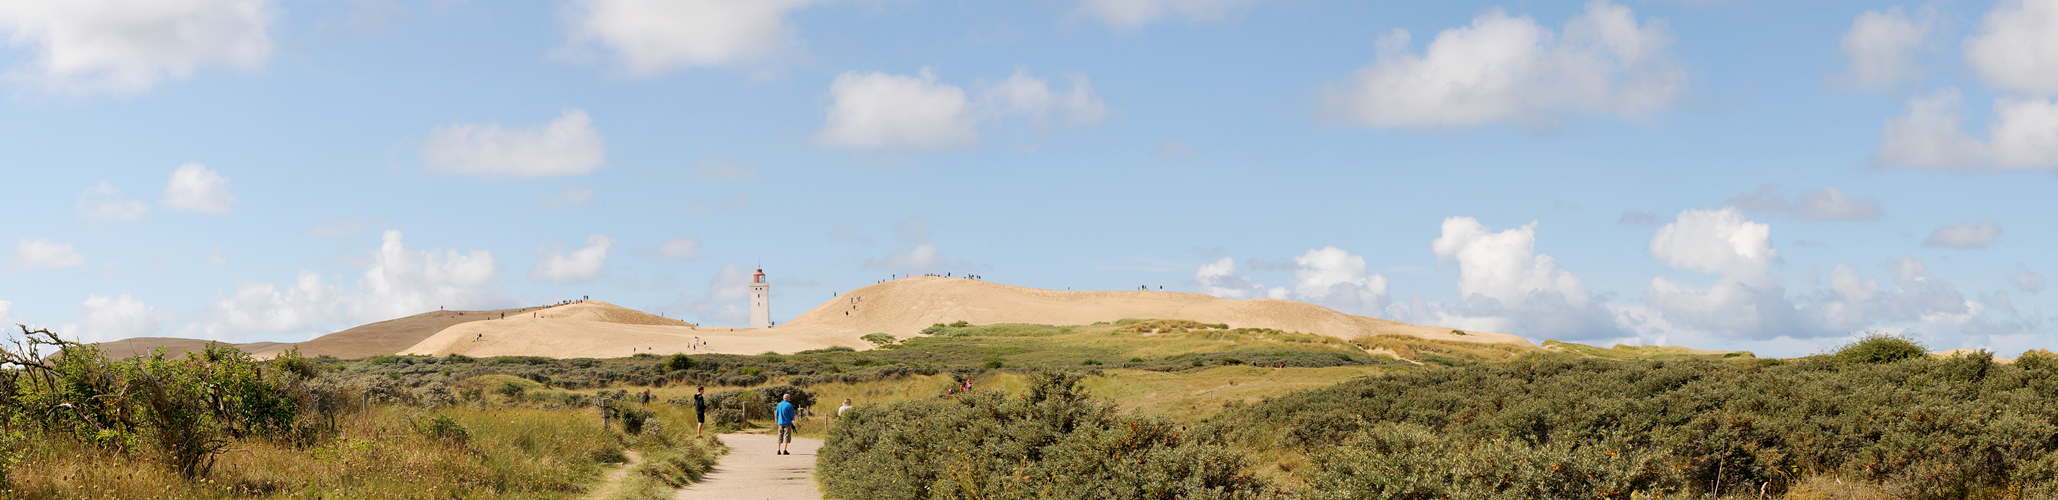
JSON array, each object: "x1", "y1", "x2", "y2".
[
  {"x1": 693, "y1": 387, "x2": 708, "y2": 437},
  {"x1": 837, "y1": 398, "x2": 853, "y2": 417},
  {"x1": 774, "y1": 394, "x2": 797, "y2": 455}
]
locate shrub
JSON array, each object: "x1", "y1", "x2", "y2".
[
  {"x1": 861, "y1": 333, "x2": 897, "y2": 347},
  {"x1": 1220, "y1": 357, "x2": 1243, "y2": 365},
  {"x1": 1833, "y1": 332, "x2": 1927, "y2": 364},
  {"x1": 949, "y1": 320, "x2": 970, "y2": 327},
  {"x1": 818, "y1": 371, "x2": 1271, "y2": 500},
  {"x1": 496, "y1": 380, "x2": 527, "y2": 398},
  {"x1": 758, "y1": 385, "x2": 816, "y2": 410},
  {"x1": 983, "y1": 357, "x2": 1004, "y2": 369},
  {"x1": 1082, "y1": 359, "x2": 1102, "y2": 366},
  {"x1": 414, "y1": 414, "x2": 470, "y2": 445},
  {"x1": 664, "y1": 353, "x2": 696, "y2": 372}
]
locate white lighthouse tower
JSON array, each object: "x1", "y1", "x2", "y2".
[{"x1": 749, "y1": 268, "x2": 771, "y2": 329}]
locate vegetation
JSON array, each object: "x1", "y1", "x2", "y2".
[
  {"x1": 1205, "y1": 345, "x2": 2058, "y2": 498},
  {"x1": 0, "y1": 326, "x2": 722, "y2": 498},
  {"x1": 819, "y1": 371, "x2": 1272, "y2": 499}
]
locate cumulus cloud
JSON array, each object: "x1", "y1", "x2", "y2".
[
  {"x1": 76, "y1": 182, "x2": 148, "y2": 221},
  {"x1": 1319, "y1": 0, "x2": 1685, "y2": 129},
  {"x1": 12, "y1": 238, "x2": 86, "y2": 271},
  {"x1": 2017, "y1": 263, "x2": 2047, "y2": 293},
  {"x1": 190, "y1": 271, "x2": 337, "y2": 339},
  {"x1": 542, "y1": 186, "x2": 594, "y2": 208},
  {"x1": 1193, "y1": 257, "x2": 1270, "y2": 299},
  {"x1": 0, "y1": 0, "x2": 274, "y2": 94},
  {"x1": 663, "y1": 263, "x2": 754, "y2": 325},
  {"x1": 562, "y1": 0, "x2": 819, "y2": 75},
  {"x1": 162, "y1": 162, "x2": 235, "y2": 215},
  {"x1": 64, "y1": 294, "x2": 165, "y2": 342},
  {"x1": 1077, "y1": 0, "x2": 1262, "y2": 28},
  {"x1": 1924, "y1": 221, "x2": 2003, "y2": 248},
  {"x1": 1965, "y1": 0, "x2": 2058, "y2": 95},
  {"x1": 816, "y1": 67, "x2": 1107, "y2": 153},
  {"x1": 1724, "y1": 184, "x2": 1884, "y2": 221},
  {"x1": 1649, "y1": 208, "x2": 1778, "y2": 282},
  {"x1": 422, "y1": 109, "x2": 606, "y2": 177},
  {"x1": 344, "y1": 230, "x2": 503, "y2": 322},
  {"x1": 652, "y1": 236, "x2": 700, "y2": 260},
  {"x1": 1289, "y1": 247, "x2": 1389, "y2": 314},
  {"x1": 1874, "y1": 90, "x2": 2058, "y2": 171},
  {"x1": 1394, "y1": 218, "x2": 1620, "y2": 338},
  {"x1": 1835, "y1": 7, "x2": 1932, "y2": 91},
  {"x1": 531, "y1": 234, "x2": 614, "y2": 284},
  {"x1": 1641, "y1": 208, "x2": 1794, "y2": 337}
]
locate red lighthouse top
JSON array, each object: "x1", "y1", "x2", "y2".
[{"x1": 753, "y1": 269, "x2": 765, "y2": 284}]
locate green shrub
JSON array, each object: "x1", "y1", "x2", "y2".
[
  {"x1": 1082, "y1": 359, "x2": 1102, "y2": 366},
  {"x1": 1305, "y1": 423, "x2": 1680, "y2": 500},
  {"x1": 664, "y1": 353, "x2": 696, "y2": 372},
  {"x1": 496, "y1": 380, "x2": 527, "y2": 398},
  {"x1": 983, "y1": 357, "x2": 1004, "y2": 369},
  {"x1": 1220, "y1": 357, "x2": 1243, "y2": 365},
  {"x1": 1833, "y1": 332, "x2": 1927, "y2": 364},
  {"x1": 414, "y1": 414, "x2": 470, "y2": 445},
  {"x1": 818, "y1": 371, "x2": 1271, "y2": 499},
  {"x1": 861, "y1": 333, "x2": 897, "y2": 347},
  {"x1": 949, "y1": 320, "x2": 970, "y2": 327},
  {"x1": 757, "y1": 385, "x2": 816, "y2": 411}
]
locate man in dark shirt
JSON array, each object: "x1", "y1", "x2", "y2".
[{"x1": 693, "y1": 386, "x2": 708, "y2": 437}]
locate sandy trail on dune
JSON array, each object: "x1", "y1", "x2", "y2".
[{"x1": 676, "y1": 433, "x2": 823, "y2": 500}]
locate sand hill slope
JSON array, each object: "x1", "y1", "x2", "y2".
[
  {"x1": 95, "y1": 305, "x2": 557, "y2": 359},
  {"x1": 402, "y1": 277, "x2": 1528, "y2": 358}
]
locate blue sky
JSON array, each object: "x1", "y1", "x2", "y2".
[{"x1": 1, "y1": 0, "x2": 2052, "y2": 357}]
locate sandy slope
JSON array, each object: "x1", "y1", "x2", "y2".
[
  {"x1": 94, "y1": 305, "x2": 558, "y2": 359},
  {"x1": 403, "y1": 277, "x2": 1529, "y2": 358}
]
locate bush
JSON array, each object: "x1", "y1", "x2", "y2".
[
  {"x1": 1305, "y1": 423, "x2": 1679, "y2": 499},
  {"x1": 664, "y1": 353, "x2": 696, "y2": 372},
  {"x1": 818, "y1": 371, "x2": 1271, "y2": 500},
  {"x1": 1833, "y1": 332, "x2": 1927, "y2": 364},
  {"x1": 758, "y1": 385, "x2": 816, "y2": 411},
  {"x1": 414, "y1": 414, "x2": 470, "y2": 445},
  {"x1": 983, "y1": 357, "x2": 1004, "y2": 369},
  {"x1": 861, "y1": 333, "x2": 897, "y2": 348}
]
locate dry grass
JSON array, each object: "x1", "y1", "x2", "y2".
[{"x1": 6, "y1": 405, "x2": 625, "y2": 499}]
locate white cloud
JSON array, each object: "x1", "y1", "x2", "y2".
[
  {"x1": 191, "y1": 271, "x2": 337, "y2": 339},
  {"x1": 12, "y1": 238, "x2": 86, "y2": 271},
  {"x1": 816, "y1": 68, "x2": 977, "y2": 152},
  {"x1": 1965, "y1": 0, "x2": 2058, "y2": 95},
  {"x1": 653, "y1": 236, "x2": 700, "y2": 260},
  {"x1": 344, "y1": 230, "x2": 503, "y2": 322},
  {"x1": 978, "y1": 67, "x2": 1110, "y2": 132},
  {"x1": 162, "y1": 162, "x2": 235, "y2": 215},
  {"x1": 65, "y1": 294, "x2": 165, "y2": 342},
  {"x1": 542, "y1": 186, "x2": 594, "y2": 208},
  {"x1": 1289, "y1": 247, "x2": 1389, "y2": 314},
  {"x1": 422, "y1": 109, "x2": 606, "y2": 177},
  {"x1": 562, "y1": 0, "x2": 818, "y2": 75},
  {"x1": 76, "y1": 182, "x2": 148, "y2": 221},
  {"x1": 694, "y1": 163, "x2": 761, "y2": 181},
  {"x1": 1400, "y1": 218, "x2": 1619, "y2": 339},
  {"x1": 531, "y1": 234, "x2": 614, "y2": 284},
  {"x1": 1319, "y1": 0, "x2": 1685, "y2": 129},
  {"x1": 1724, "y1": 184, "x2": 1884, "y2": 221},
  {"x1": 1835, "y1": 7, "x2": 1932, "y2": 92},
  {"x1": 1875, "y1": 89, "x2": 2058, "y2": 171},
  {"x1": 1077, "y1": 0, "x2": 1262, "y2": 28},
  {"x1": 816, "y1": 67, "x2": 1108, "y2": 153},
  {"x1": 870, "y1": 242, "x2": 947, "y2": 274},
  {"x1": 1924, "y1": 221, "x2": 2003, "y2": 248},
  {"x1": 0, "y1": 0, "x2": 274, "y2": 95},
  {"x1": 1194, "y1": 257, "x2": 1267, "y2": 299},
  {"x1": 1648, "y1": 208, "x2": 1777, "y2": 282},
  {"x1": 664, "y1": 263, "x2": 754, "y2": 325},
  {"x1": 2017, "y1": 263, "x2": 2047, "y2": 293}
]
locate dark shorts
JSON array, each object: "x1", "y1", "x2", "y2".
[{"x1": 695, "y1": 410, "x2": 706, "y2": 423}]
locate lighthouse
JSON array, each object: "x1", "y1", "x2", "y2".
[{"x1": 749, "y1": 268, "x2": 771, "y2": 329}]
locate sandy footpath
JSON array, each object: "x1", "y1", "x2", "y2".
[{"x1": 677, "y1": 433, "x2": 823, "y2": 500}]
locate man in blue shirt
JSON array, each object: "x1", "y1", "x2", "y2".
[{"x1": 774, "y1": 393, "x2": 797, "y2": 455}]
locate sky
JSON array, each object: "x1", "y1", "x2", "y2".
[{"x1": 0, "y1": 0, "x2": 2053, "y2": 357}]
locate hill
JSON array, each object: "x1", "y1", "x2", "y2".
[
  {"x1": 94, "y1": 305, "x2": 558, "y2": 359},
  {"x1": 401, "y1": 276, "x2": 1530, "y2": 358}
]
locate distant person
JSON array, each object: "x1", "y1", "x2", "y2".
[
  {"x1": 641, "y1": 389, "x2": 651, "y2": 406},
  {"x1": 775, "y1": 394, "x2": 797, "y2": 455},
  {"x1": 475, "y1": 333, "x2": 482, "y2": 341},
  {"x1": 693, "y1": 387, "x2": 708, "y2": 437},
  {"x1": 838, "y1": 398, "x2": 853, "y2": 417}
]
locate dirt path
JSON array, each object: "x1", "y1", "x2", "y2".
[
  {"x1": 676, "y1": 433, "x2": 823, "y2": 500},
  {"x1": 585, "y1": 450, "x2": 644, "y2": 499}
]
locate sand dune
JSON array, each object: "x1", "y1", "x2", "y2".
[
  {"x1": 95, "y1": 305, "x2": 560, "y2": 359},
  {"x1": 402, "y1": 277, "x2": 1529, "y2": 358}
]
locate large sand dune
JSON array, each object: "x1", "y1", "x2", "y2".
[
  {"x1": 95, "y1": 305, "x2": 560, "y2": 359},
  {"x1": 402, "y1": 277, "x2": 1529, "y2": 358}
]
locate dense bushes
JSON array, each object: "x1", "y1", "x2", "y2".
[
  {"x1": 1210, "y1": 352, "x2": 2058, "y2": 498},
  {"x1": 818, "y1": 371, "x2": 1271, "y2": 500}
]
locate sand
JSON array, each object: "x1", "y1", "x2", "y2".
[
  {"x1": 676, "y1": 434, "x2": 823, "y2": 500},
  {"x1": 402, "y1": 277, "x2": 1530, "y2": 358},
  {"x1": 94, "y1": 305, "x2": 560, "y2": 359}
]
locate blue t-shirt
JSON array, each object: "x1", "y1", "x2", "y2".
[{"x1": 775, "y1": 401, "x2": 796, "y2": 425}]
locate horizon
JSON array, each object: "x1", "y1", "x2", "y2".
[{"x1": 3, "y1": 0, "x2": 2054, "y2": 358}]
